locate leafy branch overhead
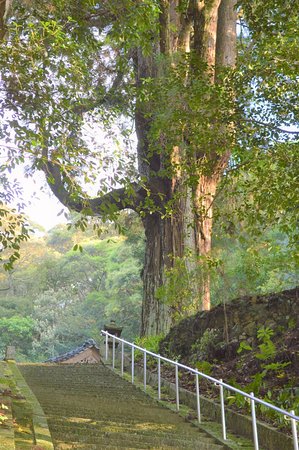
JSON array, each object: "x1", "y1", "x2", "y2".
[{"x1": 0, "y1": 0, "x2": 298, "y2": 333}]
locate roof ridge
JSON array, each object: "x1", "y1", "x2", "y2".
[{"x1": 45, "y1": 339, "x2": 99, "y2": 363}]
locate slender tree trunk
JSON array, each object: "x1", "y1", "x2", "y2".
[
  {"x1": 194, "y1": 174, "x2": 218, "y2": 310},
  {"x1": 0, "y1": 0, "x2": 6, "y2": 40},
  {"x1": 0, "y1": 0, "x2": 11, "y2": 40},
  {"x1": 193, "y1": 0, "x2": 237, "y2": 311}
]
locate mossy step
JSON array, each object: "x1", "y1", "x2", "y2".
[
  {"x1": 48, "y1": 420, "x2": 218, "y2": 444},
  {"x1": 47, "y1": 418, "x2": 208, "y2": 435},
  {"x1": 51, "y1": 433, "x2": 221, "y2": 450},
  {"x1": 49, "y1": 418, "x2": 223, "y2": 447},
  {"x1": 7, "y1": 362, "x2": 54, "y2": 450},
  {"x1": 0, "y1": 362, "x2": 15, "y2": 450},
  {"x1": 20, "y1": 364, "x2": 225, "y2": 449},
  {"x1": 54, "y1": 444, "x2": 217, "y2": 450}
]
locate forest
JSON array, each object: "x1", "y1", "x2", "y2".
[
  {"x1": 0, "y1": 209, "x2": 297, "y2": 361},
  {"x1": 0, "y1": 0, "x2": 298, "y2": 348}
]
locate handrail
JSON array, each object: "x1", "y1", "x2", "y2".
[{"x1": 101, "y1": 330, "x2": 299, "y2": 450}]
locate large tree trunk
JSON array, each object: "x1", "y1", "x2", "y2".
[
  {"x1": 141, "y1": 168, "x2": 197, "y2": 334},
  {"x1": 135, "y1": 8, "x2": 197, "y2": 334},
  {"x1": 139, "y1": 0, "x2": 236, "y2": 333},
  {"x1": 141, "y1": 214, "x2": 171, "y2": 335}
]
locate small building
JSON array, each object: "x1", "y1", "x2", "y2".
[{"x1": 46, "y1": 339, "x2": 101, "y2": 364}]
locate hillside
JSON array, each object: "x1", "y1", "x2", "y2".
[
  {"x1": 0, "y1": 213, "x2": 144, "y2": 361},
  {"x1": 159, "y1": 287, "x2": 299, "y2": 429}
]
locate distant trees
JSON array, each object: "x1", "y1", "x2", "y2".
[
  {"x1": 0, "y1": 215, "x2": 144, "y2": 360},
  {"x1": 0, "y1": 315, "x2": 35, "y2": 359}
]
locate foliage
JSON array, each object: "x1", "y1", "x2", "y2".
[
  {"x1": 142, "y1": 53, "x2": 235, "y2": 184},
  {"x1": 222, "y1": 144, "x2": 299, "y2": 256},
  {"x1": 212, "y1": 224, "x2": 298, "y2": 302},
  {"x1": 237, "y1": 341, "x2": 252, "y2": 354},
  {"x1": 0, "y1": 412, "x2": 9, "y2": 425},
  {"x1": 0, "y1": 315, "x2": 35, "y2": 359},
  {"x1": 238, "y1": 326, "x2": 278, "y2": 363},
  {"x1": 191, "y1": 329, "x2": 219, "y2": 362},
  {"x1": 0, "y1": 0, "x2": 140, "y2": 270},
  {"x1": 156, "y1": 253, "x2": 221, "y2": 317},
  {"x1": 255, "y1": 327, "x2": 276, "y2": 361},
  {"x1": 0, "y1": 203, "x2": 32, "y2": 270},
  {"x1": 135, "y1": 334, "x2": 164, "y2": 355},
  {"x1": 157, "y1": 225, "x2": 298, "y2": 311},
  {"x1": 0, "y1": 0, "x2": 137, "y2": 194},
  {"x1": 230, "y1": 0, "x2": 299, "y2": 250},
  {"x1": 229, "y1": 325, "x2": 297, "y2": 426},
  {"x1": 194, "y1": 360, "x2": 213, "y2": 376},
  {"x1": 0, "y1": 213, "x2": 144, "y2": 360},
  {"x1": 134, "y1": 333, "x2": 165, "y2": 367},
  {"x1": 156, "y1": 256, "x2": 196, "y2": 319}
]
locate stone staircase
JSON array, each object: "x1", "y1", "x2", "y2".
[{"x1": 19, "y1": 363, "x2": 226, "y2": 450}]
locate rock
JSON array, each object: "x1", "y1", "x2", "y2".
[{"x1": 160, "y1": 287, "x2": 299, "y2": 360}]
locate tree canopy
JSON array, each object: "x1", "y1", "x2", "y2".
[{"x1": 0, "y1": 0, "x2": 298, "y2": 334}]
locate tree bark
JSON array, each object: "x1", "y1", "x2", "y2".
[
  {"x1": 141, "y1": 214, "x2": 171, "y2": 335},
  {"x1": 194, "y1": 174, "x2": 218, "y2": 310},
  {"x1": 138, "y1": 0, "x2": 237, "y2": 332},
  {"x1": 0, "y1": 0, "x2": 11, "y2": 40},
  {"x1": 192, "y1": 0, "x2": 237, "y2": 311},
  {"x1": 0, "y1": 0, "x2": 7, "y2": 40},
  {"x1": 138, "y1": 1, "x2": 198, "y2": 335}
]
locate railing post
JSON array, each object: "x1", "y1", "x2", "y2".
[
  {"x1": 121, "y1": 341, "x2": 124, "y2": 376},
  {"x1": 175, "y1": 363, "x2": 179, "y2": 411},
  {"x1": 105, "y1": 332, "x2": 108, "y2": 361},
  {"x1": 112, "y1": 335, "x2": 115, "y2": 369},
  {"x1": 131, "y1": 346, "x2": 134, "y2": 384},
  {"x1": 291, "y1": 410, "x2": 299, "y2": 450},
  {"x1": 143, "y1": 351, "x2": 147, "y2": 391},
  {"x1": 250, "y1": 392, "x2": 259, "y2": 450},
  {"x1": 157, "y1": 355, "x2": 161, "y2": 400},
  {"x1": 219, "y1": 380, "x2": 227, "y2": 440},
  {"x1": 195, "y1": 373, "x2": 201, "y2": 424}
]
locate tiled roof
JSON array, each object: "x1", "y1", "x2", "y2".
[{"x1": 45, "y1": 339, "x2": 99, "y2": 363}]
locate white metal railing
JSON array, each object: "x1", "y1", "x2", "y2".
[{"x1": 101, "y1": 330, "x2": 299, "y2": 450}]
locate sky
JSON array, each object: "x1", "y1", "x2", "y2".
[
  {"x1": 23, "y1": 172, "x2": 68, "y2": 231},
  {"x1": 1, "y1": 119, "x2": 136, "y2": 232},
  {"x1": 5, "y1": 163, "x2": 68, "y2": 231}
]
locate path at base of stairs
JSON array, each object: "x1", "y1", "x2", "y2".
[{"x1": 19, "y1": 363, "x2": 226, "y2": 450}]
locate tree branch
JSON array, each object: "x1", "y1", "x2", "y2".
[
  {"x1": 42, "y1": 160, "x2": 146, "y2": 216},
  {"x1": 72, "y1": 64, "x2": 127, "y2": 115},
  {"x1": 251, "y1": 119, "x2": 299, "y2": 135}
]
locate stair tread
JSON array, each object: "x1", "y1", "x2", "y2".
[{"x1": 19, "y1": 364, "x2": 225, "y2": 449}]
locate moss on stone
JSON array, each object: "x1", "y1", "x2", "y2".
[{"x1": 19, "y1": 363, "x2": 226, "y2": 449}]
